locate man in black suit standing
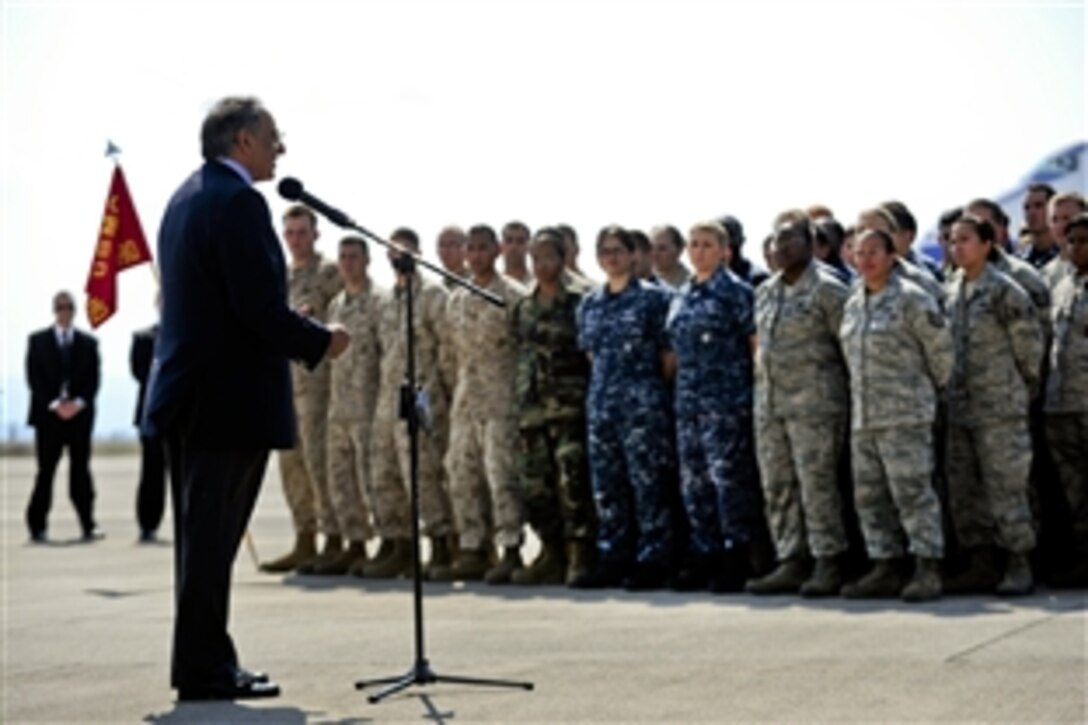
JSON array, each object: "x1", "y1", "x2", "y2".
[
  {"x1": 130, "y1": 315, "x2": 165, "y2": 542},
  {"x1": 142, "y1": 96, "x2": 350, "y2": 702},
  {"x1": 25, "y1": 290, "x2": 102, "y2": 543}
]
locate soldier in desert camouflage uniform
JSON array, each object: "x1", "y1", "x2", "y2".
[
  {"x1": 1045, "y1": 213, "x2": 1088, "y2": 587},
  {"x1": 317, "y1": 236, "x2": 386, "y2": 575},
  {"x1": 746, "y1": 220, "x2": 851, "y2": 597},
  {"x1": 261, "y1": 205, "x2": 344, "y2": 574},
  {"x1": 435, "y1": 224, "x2": 528, "y2": 584},
  {"x1": 361, "y1": 228, "x2": 457, "y2": 579},
  {"x1": 839, "y1": 229, "x2": 952, "y2": 602},
  {"x1": 509, "y1": 228, "x2": 596, "y2": 586},
  {"x1": 943, "y1": 216, "x2": 1044, "y2": 597}
]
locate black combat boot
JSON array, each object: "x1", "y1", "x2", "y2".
[
  {"x1": 623, "y1": 561, "x2": 670, "y2": 591},
  {"x1": 297, "y1": 534, "x2": 344, "y2": 575},
  {"x1": 485, "y1": 547, "x2": 525, "y2": 585},
  {"x1": 512, "y1": 538, "x2": 566, "y2": 585},
  {"x1": 842, "y1": 559, "x2": 905, "y2": 599},
  {"x1": 901, "y1": 557, "x2": 942, "y2": 602},
  {"x1": 671, "y1": 553, "x2": 713, "y2": 592},
  {"x1": 1048, "y1": 534, "x2": 1088, "y2": 588},
  {"x1": 745, "y1": 557, "x2": 809, "y2": 595},
  {"x1": 569, "y1": 560, "x2": 627, "y2": 589},
  {"x1": 996, "y1": 553, "x2": 1034, "y2": 596},
  {"x1": 709, "y1": 546, "x2": 751, "y2": 594},
  {"x1": 943, "y1": 545, "x2": 1000, "y2": 594},
  {"x1": 800, "y1": 556, "x2": 842, "y2": 598},
  {"x1": 358, "y1": 538, "x2": 413, "y2": 579},
  {"x1": 259, "y1": 532, "x2": 317, "y2": 574}
]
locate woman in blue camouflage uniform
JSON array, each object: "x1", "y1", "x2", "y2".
[
  {"x1": 666, "y1": 220, "x2": 761, "y2": 592},
  {"x1": 573, "y1": 225, "x2": 678, "y2": 590}
]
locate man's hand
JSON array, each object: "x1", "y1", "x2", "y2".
[
  {"x1": 54, "y1": 400, "x2": 84, "y2": 421},
  {"x1": 297, "y1": 303, "x2": 315, "y2": 318},
  {"x1": 326, "y1": 324, "x2": 350, "y2": 360}
]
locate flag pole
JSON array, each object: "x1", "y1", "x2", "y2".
[{"x1": 107, "y1": 139, "x2": 261, "y2": 569}]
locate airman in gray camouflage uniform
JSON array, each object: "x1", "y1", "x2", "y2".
[
  {"x1": 748, "y1": 221, "x2": 851, "y2": 597},
  {"x1": 839, "y1": 229, "x2": 952, "y2": 602},
  {"x1": 262, "y1": 206, "x2": 344, "y2": 574},
  {"x1": 943, "y1": 216, "x2": 1044, "y2": 596},
  {"x1": 361, "y1": 228, "x2": 457, "y2": 579},
  {"x1": 318, "y1": 237, "x2": 386, "y2": 575},
  {"x1": 1044, "y1": 213, "x2": 1088, "y2": 587},
  {"x1": 436, "y1": 224, "x2": 528, "y2": 584}
]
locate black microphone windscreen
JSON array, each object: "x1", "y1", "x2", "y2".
[{"x1": 278, "y1": 177, "x2": 303, "y2": 201}]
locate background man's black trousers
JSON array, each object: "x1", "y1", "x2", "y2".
[
  {"x1": 165, "y1": 421, "x2": 267, "y2": 690},
  {"x1": 26, "y1": 413, "x2": 96, "y2": 537},
  {"x1": 137, "y1": 436, "x2": 167, "y2": 535}
]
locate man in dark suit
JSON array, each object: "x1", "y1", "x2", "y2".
[
  {"x1": 130, "y1": 318, "x2": 165, "y2": 542},
  {"x1": 142, "y1": 96, "x2": 350, "y2": 702},
  {"x1": 25, "y1": 290, "x2": 102, "y2": 542}
]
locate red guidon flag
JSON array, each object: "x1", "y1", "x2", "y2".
[{"x1": 84, "y1": 165, "x2": 152, "y2": 327}]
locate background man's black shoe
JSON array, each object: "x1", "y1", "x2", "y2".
[
  {"x1": 81, "y1": 528, "x2": 106, "y2": 542},
  {"x1": 236, "y1": 666, "x2": 270, "y2": 684},
  {"x1": 29, "y1": 531, "x2": 47, "y2": 544},
  {"x1": 177, "y1": 678, "x2": 280, "y2": 701}
]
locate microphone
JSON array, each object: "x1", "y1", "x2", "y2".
[{"x1": 277, "y1": 177, "x2": 354, "y2": 228}]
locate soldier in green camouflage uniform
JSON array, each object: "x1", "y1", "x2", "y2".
[
  {"x1": 1044, "y1": 213, "x2": 1088, "y2": 586},
  {"x1": 508, "y1": 228, "x2": 596, "y2": 586},
  {"x1": 436, "y1": 224, "x2": 529, "y2": 584},
  {"x1": 1041, "y1": 193, "x2": 1086, "y2": 290},
  {"x1": 361, "y1": 228, "x2": 456, "y2": 579},
  {"x1": 318, "y1": 237, "x2": 386, "y2": 575},
  {"x1": 747, "y1": 221, "x2": 851, "y2": 597},
  {"x1": 839, "y1": 229, "x2": 952, "y2": 602},
  {"x1": 943, "y1": 216, "x2": 1044, "y2": 596},
  {"x1": 261, "y1": 205, "x2": 344, "y2": 573}
]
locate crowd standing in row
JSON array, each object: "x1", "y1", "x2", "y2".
[
  {"x1": 241, "y1": 185, "x2": 1088, "y2": 603},
  {"x1": 25, "y1": 185, "x2": 1086, "y2": 604}
]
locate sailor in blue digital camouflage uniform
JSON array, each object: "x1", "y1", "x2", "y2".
[
  {"x1": 573, "y1": 225, "x2": 678, "y2": 590},
  {"x1": 666, "y1": 220, "x2": 761, "y2": 592}
]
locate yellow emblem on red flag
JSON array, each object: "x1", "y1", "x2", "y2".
[{"x1": 84, "y1": 165, "x2": 152, "y2": 328}]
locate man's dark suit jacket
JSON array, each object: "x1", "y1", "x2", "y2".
[
  {"x1": 142, "y1": 161, "x2": 329, "y2": 448},
  {"x1": 130, "y1": 324, "x2": 158, "y2": 427},
  {"x1": 26, "y1": 328, "x2": 100, "y2": 427}
]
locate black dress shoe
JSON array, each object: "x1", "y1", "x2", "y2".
[
  {"x1": 177, "y1": 678, "x2": 280, "y2": 701},
  {"x1": 29, "y1": 531, "x2": 47, "y2": 544},
  {"x1": 139, "y1": 530, "x2": 157, "y2": 544},
  {"x1": 236, "y1": 666, "x2": 270, "y2": 684},
  {"x1": 81, "y1": 527, "x2": 106, "y2": 542}
]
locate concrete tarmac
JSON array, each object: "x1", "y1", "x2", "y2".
[{"x1": 2, "y1": 454, "x2": 1085, "y2": 723}]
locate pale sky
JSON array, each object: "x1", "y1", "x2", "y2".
[{"x1": 1, "y1": 0, "x2": 1084, "y2": 440}]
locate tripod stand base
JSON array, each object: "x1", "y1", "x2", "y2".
[{"x1": 355, "y1": 657, "x2": 534, "y2": 703}]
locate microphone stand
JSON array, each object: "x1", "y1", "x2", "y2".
[{"x1": 292, "y1": 198, "x2": 533, "y2": 703}]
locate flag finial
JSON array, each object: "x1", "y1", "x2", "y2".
[{"x1": 105, "y1": 140, "x2": 121, "y2": 158}]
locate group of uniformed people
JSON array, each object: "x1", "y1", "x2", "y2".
[{"x1": 258, "y1": 187, "x2": 1088, "y2": 603}]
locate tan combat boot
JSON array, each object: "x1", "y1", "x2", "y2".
[
  {"x1": 943, "y1": 545, "x2": 1000, "y2": 594},
  {"x1": 511, "y1": 539, "x2": 566, "y2": 585},
  {"x1": 485, "y1": 547, "x2": 524, "y2": 585},
  {"x1": 565, "y1": 540, "x2": 595, "y2": 587},
  {"x1": 298, "y1": 534, "x2": 344, "y2": 574},
  {"x1": 313, "y1": 540, "x2": 368, "y2": 576},
  {"x1": 424, "y1": 536, "x2": 454, "y2": 580},
  {"x1": 996, "y1": 553, "x2": 1034, "y2": 596},
  {"x1": 259, "y1": 532, "x2": 317, "y2": 574},
  {"x1": 359, "y1": 538, "x2": 413, "y2": 579},
  {"x1": 745, "y1": 557, "x2": 809, "y2": 595},
  {"x1": 841, "y1": 559, "x2": 905, "y2": 599},
  {"x1": 431, "y1": 547, "x2": 488, "y2": 582},
  {"x1": 901, "y1": 557, "x2": 942, "y2": 602},
  {"x1": 800, "y1": 556, "x2": 842, "y2": 598}
]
